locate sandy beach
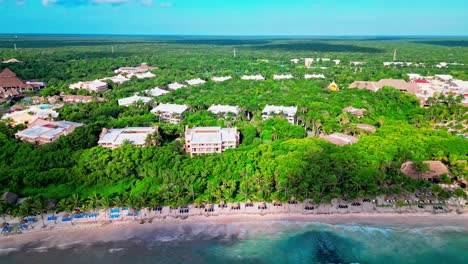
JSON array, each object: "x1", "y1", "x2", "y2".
[{"x1": 1, "y1": 201, "x2": 468, "y2": 250}]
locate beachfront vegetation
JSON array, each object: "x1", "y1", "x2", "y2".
[{"x1": 0, "y1": 36, "x2": 467, "y2": 212}]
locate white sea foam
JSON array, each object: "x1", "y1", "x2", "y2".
[
  {"x1": 0, "y1": 248, "x2": 19, "y2": 255},
  {"x1": 108, "y1": 248, "x2": 125, "y2": 253}
]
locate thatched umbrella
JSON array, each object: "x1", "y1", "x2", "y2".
[
  {"x1": 246, "y1": 199, "x2": 253, "y2": 207},
  {"x1": 232, "y1": 202, "x2": 240, "y2": 209},
  {"x1": 205, "y1": 204, "x2": 213, "y2": 212},
  {"x1": 2, "y1": 222, "x2": 9, "y2": 228},
  {"x1": 289, "y1": 196, "x2": 297, "y2": 204},
  {"x1": 219, "y1": 200, "x2": 226, "y2": 207}
]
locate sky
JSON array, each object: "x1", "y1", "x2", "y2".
[{"x1": 0, "y1": 0, "x2": 467, "y2": 35}]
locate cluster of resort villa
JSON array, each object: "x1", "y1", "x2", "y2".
[{"x1": 349, "y1": 74, "x2": 468, "y2": 107}]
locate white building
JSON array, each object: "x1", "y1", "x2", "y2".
[
  {"x1": 145, "y1": 87, "x2": 169, "y2": 97},
  {"x1": 167, "y1": 82, "x2": 186, "y2": 90},
  {"x1": 333, "y1": 59, "x2": 341, "y2": 65},
  {"x1": 1, "y1": 106, "x2": 59, "y2": 126},
  {"x1": 304, "y1": 58, "x2": 314, "y2": 68},
  {"x1": 185, "y1": 127, "x2": 240, "y2": 157},
  {"x1": 186, "y1": 78, "x2": 206, "y2": 86},
  {"x1": 208, "y1": 104, "x2": 240, "y2": 116},
  {"x1": 304, "y1": 74, "x2": 325, "y2": 79},
  {"x1": 261, "y1": 105, "x2": 297, "y2": 125},
  {"x1": 290, "y1": 59, "x2": 299, "y2": 64},
  {"x1": 130, "y1": 72, "x2": 156, "y2": 79},
  {"x1": 114, "y1": 63, "x2": 157, "y2": 74},
  {"x1": 102, "y1": 74, "x2": 130, "y2": 84},
  {"x1": 151, "y1": 103, "x2": 189, "y2": 124},
  {"x1": 434, "y1": 74, "x2": 453, "y2": 82},
  {"x1": 241, "y1": 74, "x2": 265, "y2": 81},
  {"x1": 118, "y1": 95, "x2": 153, "y2": 107},
  {"x1": 350, "y1": 61, "x2": 365, "y2": 66},
  {"x1": 15, "y1": 119, "x2": 83, "y2": 144},
  {"x1": 407, "y1": 73, "x2": 423, "y2": 80},
  {"x1": 273, "y1": 74, "x2": 294, "y2": 80},
  {"x1": 98, "y1": 127, "x2": 158, "y2": 149},
  {"x1": 211, "y1": 76, "x2": 232, "y2": 82},
  {"x1": 69, "y1": 80, "x2": 108, "y2": 93},
  {"x1": 436, "y1": 62, "x2": 448, "y2": 69}
]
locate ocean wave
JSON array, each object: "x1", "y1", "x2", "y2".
[
  {"x1": 0, "y1": 248, "x2": 19, "y2": 255},
  {"x1": 29, "y1": 246, "x2": 49, "y2": 253},
  {"x1": 108, "y1": 248, "x2": 125, "y2": 253}
]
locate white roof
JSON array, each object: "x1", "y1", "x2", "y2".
[
  {"x1": 187, "y1": 127, "x2": 238, "y2": 144},
  {"x1": 186, "y1": 78, "x2": 206, "y2": 86},
  {"x1": 118, "y1": 95, "x2": 152, "y2": 106},
  {"x1": 208, "y1": 104, "x2": 240, "y2": 115},
  {"x1": 304, "y1": 74, "x2": 325, "y2": 79},
  {"x1": 69, "y1": 80, "x2": 107, "y2": 90},
  {"x1": 241, "y1": 74, "x2": 265, "y2": 80},
  {"x1": 435, "y1": 74, "x2": 453, "y2": 81},
  {"x1": 132, "y1": 72, "x2": 156, "y2": 79},
  {"x1": 98, "y1": 127, "x2": 156, "y2": 146},
  {"x1": 145, "y1": 87, "x2": 169, "y2": 97},
  {"x1": 16, "y1": 120, "x2": 83, "y2": 140},
  {"x1": 290, "y1": 59, "x2": 299, "y2": 63},
  {"x1": 104, "y1": 74, "x2": 130, "y2": 84},
  {"x1": 273, "y1": 74, "x2": 294, "y2": 80},
  {"x1": 151, "y1": 103, "x2": 188, "y2": 114},
  {"x1": 167, "y1": 82, "x2": 186, "y2": 90},
  {"x1": 262, "y1": 105, "x2": 297, "y2": 116},
  {"x1": 407, "y1": 73, "x2": 422, "y2": 80},
  {"x1": 211, "y1": 76, "x2": 232, "y2": 82},
  {"x1": 451, "y1": 80, "x2": 468, "y2": 89}
]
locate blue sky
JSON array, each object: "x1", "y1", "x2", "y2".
[{"x1": 1, "y1": 0, "x2": 467, "y2": 35}]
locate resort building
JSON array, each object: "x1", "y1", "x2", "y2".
[
  {"x1": 434, "y1": 74, "x2": 453, "y2": 82},
  {"x1": 356, "y1": 124, "x2": 377, "y2": 133},
  {"x1": 342, "y1": 106, "x2": 366, "y2": 118},
  {"x1": 261, "y1": 105, "x2": 297, "y2": 125},
  {"x1": 0, "y1": 68, "x2": 45, "y2": 93},
  {"x1": 98, "y1": 127, "x2": 158, "y2": 149},
  {"x1": 167, "y1": 82, "x2": 186, "y2": 90},
  {"x1": 407, "y1": 73, "x2": 423, "y2": 80},
  {"x1": 102, "y1": 74, "x2": 130, "y2": 85},
  {"x1": 273, "y1": 74, "x2": 294, "y2": 80},
  {"x1": 61, "y1": 95, "x2": 105, "y2": 103},
  {"x1": 2, "y1": 58, "x2": 21, "y2": 64},
  {"x1": 0, "y1": 87, "x2": 19, "y2": 103},
  {"x1": 350, "y1": 61, "x2": 365, "y2": 66},
  {"x1": 151, "y1": 103, "x2": 188, "y2": 124},
  {"x1": 290, "y1": 59, "x2": 299, "y2": 64},
  {"x1": 304, "y1": 74, "x2": 325, "y2": 79},
  {"x1": 118, "y1": 95, "x2": 153, "y2": 107},
  {"x1": 129, "y1": 72, "x2": 156, "y2": 79},
  {"x1": 349, "y1": 79, "x2": 419, "y2": 94},
  {"x1": 208, "y1": 104, "x2": 240, "y2": 117},
  {"x1": 184, "y1": 126, "x2": 240, "y2": 157},
  {"x1": 2, "y1": 105, "x2": 59, "y2": 126},
  {"x1": 304, "y1": 58, "x2": 314, "y2": 68},
  {"x1": 114, "y1": 63, "x2": 157, "y2": 74},
  {"x1": 186, "y1": 78, "x2": 206, "y2": 86},
  {"x1": 69, "y1": 80, "x2": 108, "y2": 93},
  {"x1": 145, "y1": 87, "x2": 169, "y2": 97},
  {"x1": 211, "y1": 76, "x2": 232, "y2": 82},
  {"x1": 320, "y1": 133, "x2": 359, "y2": 146},
  {"x1": 333, "y1": 59, "x2": 341, "y2": 65},
  {"x1": 241, "y1": 74, "x2": 265, "y2": 81},
  {"x1": 15, "y1": 119, "x2": 83, "y2": 144}
]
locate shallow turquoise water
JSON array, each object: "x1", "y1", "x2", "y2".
[{"x1": 1, "y1": 222, "x2": 467, "y2": 263}]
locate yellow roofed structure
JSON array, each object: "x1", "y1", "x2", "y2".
[{"x1": 328, "y1": 81, "x2": 339, "y2": 91}]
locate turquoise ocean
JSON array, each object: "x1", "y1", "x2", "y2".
[{"x1": 1, "y1": 221, "x2": 467, "y2": 264}]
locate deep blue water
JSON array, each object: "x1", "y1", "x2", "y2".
[{"x1": 1, "y1": 221, "x2": 467, "y2": 264}]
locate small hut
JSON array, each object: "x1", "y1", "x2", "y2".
[
  {"x1": 205, "y1": 204, "x2": 214, "y2": 212},
  {"x1": 1, "y1": 192, "x2": 18, "y2": 204},
  {"x1": 400, "y1": 161, "x2": 450, "y2": 180},
  {"x1": 273, "y1": 200, "x2": 282, "y2": 206},
  {"x1": 219, "y1": 200, "x2": 227, "y2": 208},
  {"x1": 231, "y1": 202, "x2": 240, "y2": 210},
  {"x1": 245, "y1": 199, "x2": 254, "y2": 207},
  {"x1": 258, "y1": 202, "x2": 267, "y2": 210}
]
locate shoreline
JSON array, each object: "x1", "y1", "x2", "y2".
[{"x1": 1, "y1": 202, "x2": 468, "y2": 249}]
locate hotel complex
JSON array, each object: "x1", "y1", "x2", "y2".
[
  {"x1": 98, "y1": 127, "x2": 158, "y2": 149},
  {"x1": 185, "y1": 127, "x2": 240, "y2": 157}
]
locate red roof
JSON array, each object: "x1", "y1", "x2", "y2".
[{"x1": 414, "y1": 79, "x2": 429, "y2": 84}]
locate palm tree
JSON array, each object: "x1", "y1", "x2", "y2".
[
  {"x1": 68, "y1": 194, "x2": 82, "y2": 214},
  {"x1": 0, "y1": 201, "x2": 11, "y2": 222},
  {"x1": 32, "y1": 195, "x2": 48, "y2": 228}
]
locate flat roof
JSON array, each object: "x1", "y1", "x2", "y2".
[
  {"x1": 151, "y1": 103, "x2": 188, "y2": 114},
  {"x1": 262, "y1": 105, "x2": 297, "y2": 116}
]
